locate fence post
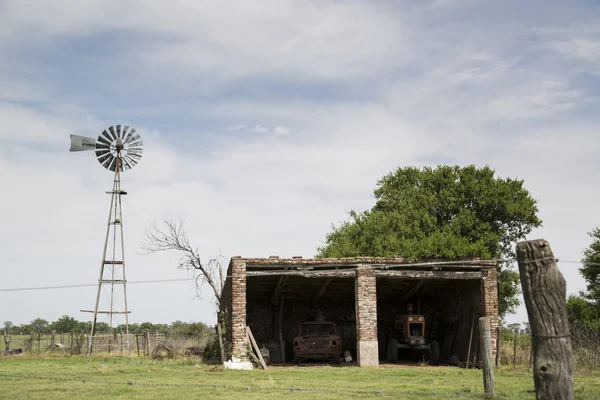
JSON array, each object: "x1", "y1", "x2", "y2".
[
  {"x1": 513, "y1": 329, "x2": 519, "y2": 368},
  {"x1": 51, "y1": 330, "x2": 56, "y2": 348},
  {"x1": 120, "y1": 332, "x2": 123, "y2": 356},
  {"x1": 3, "y1": 329, "x2": 9, "y2": 356},
  {"x1": 145, "y1": 330, "x2": 150, "y2": 356},
  {"x1": 495, "y1": 327, "x2": 501, "y2": 367},
  {"x1": 479, "y1": 317, "x2": 495, "y2": 395},
  {"x1": 516, "y1": 239, "x2": 573, "y2": 400}
]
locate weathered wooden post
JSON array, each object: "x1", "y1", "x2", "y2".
[
  {"x1": 3, "y1": 329, "x2": 9, "y2": 356},
  {"x1": 513, "y1": 328, "x2": 519, "y2": 368},
  {"x1": 495, "y1": 327, "x2": 501, "y2": 367},
  {"x1": 145, "y1": 330, "x2": 150, "y2": 356},
  {"x1": 479, "y1": 317, "x2": 495, "y2": 395},
  {"x1": 51, "y1": 330, "x2": 56, "y2": 348},
  {"x1": 516, "y1": 239, "x2": 573, "y2": 400}
]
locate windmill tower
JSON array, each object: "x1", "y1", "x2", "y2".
[{"x1": 69, "y1": 125, "x2": 143, "y2": 355}]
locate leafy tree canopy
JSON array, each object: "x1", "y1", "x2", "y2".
[
  {"x1": 566, "y1": 294, "x2": 600, "y2": 329},
  {"x1": 316, "y1": 165, "x2": 542, "y2": 318},
  {"x1": 580, "y1": 227, "x2": 600, "y2": 304}
]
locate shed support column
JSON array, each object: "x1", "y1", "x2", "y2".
[
  {"x1": 231, "y1": 258, "x2": 248, "y2": 360},
  {"x1": 481, "y1": 268, "x2": 499, "y2": 360},
  {"x1": 355, "y1": 265, "x2": 379, "y2": 367}
]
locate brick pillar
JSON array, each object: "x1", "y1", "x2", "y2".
[
  {"x1": 482, "y1": 268, "x2": 499, "y2": 359},
  {"x1": 230, "y1": 257, "x2": 247, "y2": 360},
  {"x1": 355, "y1": 265, "x2": 379, "y2": 367}
]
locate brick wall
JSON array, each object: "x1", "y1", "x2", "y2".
[
  {"x1": 482, "y1": 268, "x2": 499, "y2": 357},
  {"x1": 230, "y1": 257, "x2": 247, "y2": 359},
  {"x1": 219, "y1": 257, "x2": 248, "y2": 360},
  {"x1": 355, "y1": 266, "x2": 377, "y2": 342}
]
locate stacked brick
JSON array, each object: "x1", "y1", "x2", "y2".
[
  {"x1": 229, "y1": 257, "x2": 247, "y2": 359},
  {"x1": 482, "y1": 268, "x2": 499, "y2": 358},
  {"x1": 355, "y1": 266, "x2": 378, "y2": 342}
]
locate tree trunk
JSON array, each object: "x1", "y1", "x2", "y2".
[{"x1": 516, "y1": 239, "x2": 573, "y2": 400}]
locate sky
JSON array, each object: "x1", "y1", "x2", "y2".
[{"x1": 0, "y1": 0, "x2": 599, "y2": 329}]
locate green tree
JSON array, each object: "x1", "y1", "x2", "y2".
[
  {"x1": 29, "y1": 318, "x2": 49, "y2": 334},
  {"x1": 580, "y1": 227, "x2": 600, "y2": 304},
  {"x1": 566, "y1": 294, "x2": 600, "y2": 329},
  {"x1": 2, "y1": 321, "x2": 14, "y2": 333},
  {"x1": 50, "y1": 315, "x2": 78, "y2": 333},
  {"x1": 317, "y1": 165, "x2": 542, "y2": 318}
]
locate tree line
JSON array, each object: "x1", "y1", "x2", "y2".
[{"x1": 2, "y1": 316, "x2": 209, "y2": 337}]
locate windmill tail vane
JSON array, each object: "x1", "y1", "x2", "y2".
[{"x1": 69, "y1": 124, "x2": 143, "y2": 356}]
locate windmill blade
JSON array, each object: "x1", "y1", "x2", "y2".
[
  {"x1": 123, "y1": 129, "x2": 136, "y2": 144},
  {"x1": 95, "y1": 142, "x2": 110, "y2": 150},
  {"x1": 127, "y1": 152, "x2": 142, "y2": 160},
  {"x1": 97, "y1": 152, "x2": 113, "y2": 165},
  {"x1": 116, "y1": 125, "x2": 122, "y2": 139},
  {"x1": 95, "y1": 149, "x2": 110, "y2": 159},
  {"x1": 108, "y1": 126, "x2": 118, "y2": 141},
  {"x1": 122, "y1": 125, "x2": 130, "y2": 138},
  {"x1": 69, "y1": 134, "x2": 96, "y2": 152},
  {"x1": 101, "y1": 130, "x2": 113, "y2": 144},
  {"x1": 124, "y1": 133, "x2": 140, "y2": 145},
  {"x1": 97, "y1": 135, "x2": 112, "y2": 147},
  {"x1": 124, "y1": 153, "x2": 138, "y2": 166},
  {"x1": 121, "y1": 155, "x2": 133, "y2": 170},
  {"x1": 103, "y1": 156, "x2": 116, "y2": 171}
]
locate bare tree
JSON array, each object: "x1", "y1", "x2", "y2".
[{"x1": 140, "y1": 216, "x2": 225, "y2": 307}]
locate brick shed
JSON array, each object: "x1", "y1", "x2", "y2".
[{"x1": 220, "y1": 256, "x2": 498, "y2": 367}]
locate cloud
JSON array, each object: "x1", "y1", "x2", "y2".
[
  {"x1": 0, "y1": 0, "x2": 599, "y2": 328},
  {"x1": 274, "y1": 125, "x2": 291, "y2": 136}
]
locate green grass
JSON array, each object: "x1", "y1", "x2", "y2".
[{"x1": 0, "y1": 356, "x2": 598, "y2": 399}]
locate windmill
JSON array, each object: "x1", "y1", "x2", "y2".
[{"x1": 69, "y1": 125, "x2": 143, "y2": 355}]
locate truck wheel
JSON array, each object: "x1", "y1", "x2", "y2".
[
  {"x1": 429, "y1": 341, "x2": 440, "y2": 366},
  {"x1": 387, "y1": 339, "x2": 398, "y2": 363}
]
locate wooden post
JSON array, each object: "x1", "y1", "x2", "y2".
[
  {"x1": 120, "y1": 332, "x2": 123, "y2": 356},
  {"x1": 3, "y1": 329, "x2": 9, "y2": 356},
  {"x1": 145, "y1": 330, "x2": 150, "y2": 356},
  {"x1": 246, "y1": 326, "x2": 267, "y2": 370},
  {"x1": 495, "y1": 327, "x2": 501, "y2": 367},
  {"x1": 278, "y1": 296, "x2": 285, "y2": 363},
  {"x1": 513, "y1": 329, "x2": 519, "y2": 368},
  {"x1": 516, "y1": 239, "x2": 573, "y2": 400},
  {"x1": 37, "y1": 333, "x2": 41, "y2": 353},
  {"x1": 51, "y1": 330, "x2": 56, "y2": 348},
  {"x1": 479, "y1": 317, "x2": 495, "y2": 395},
  {"x1": 466, "y1": 305, "x2": 476, "y2": 368},
  {"x1": 135, "y1": 334, "x2": 140, "y2": 357}
]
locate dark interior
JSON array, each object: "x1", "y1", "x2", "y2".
[{"x1": 246, "y1": 273, "x2": 483, "y2": 365}]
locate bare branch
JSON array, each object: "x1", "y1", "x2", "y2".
[{"x1": 140, "y1": 216, "x2": 225, "y2": 307}]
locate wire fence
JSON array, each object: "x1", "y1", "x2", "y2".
[
  {"x1": 1, "y1": 330, "x2": 216, "y2": 359},
  {"x1": 497, "y1": 322, "x2": 600, "y2": 374}
]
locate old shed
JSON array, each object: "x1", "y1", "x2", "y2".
[{"x1": 220, "y1": 256, "x2": 498, "y2": 367}]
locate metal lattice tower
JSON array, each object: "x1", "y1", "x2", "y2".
[{"x1": 69, "y1": 125, "x2": 143, "y2": 355}]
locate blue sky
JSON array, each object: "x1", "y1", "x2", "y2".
[{"x1": 0, "y1": 0, "x2": 599, "y2": 328}]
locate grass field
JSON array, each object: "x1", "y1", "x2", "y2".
[{"x1": 0, "y1": 356, "x2": 599, "y2": 399}]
